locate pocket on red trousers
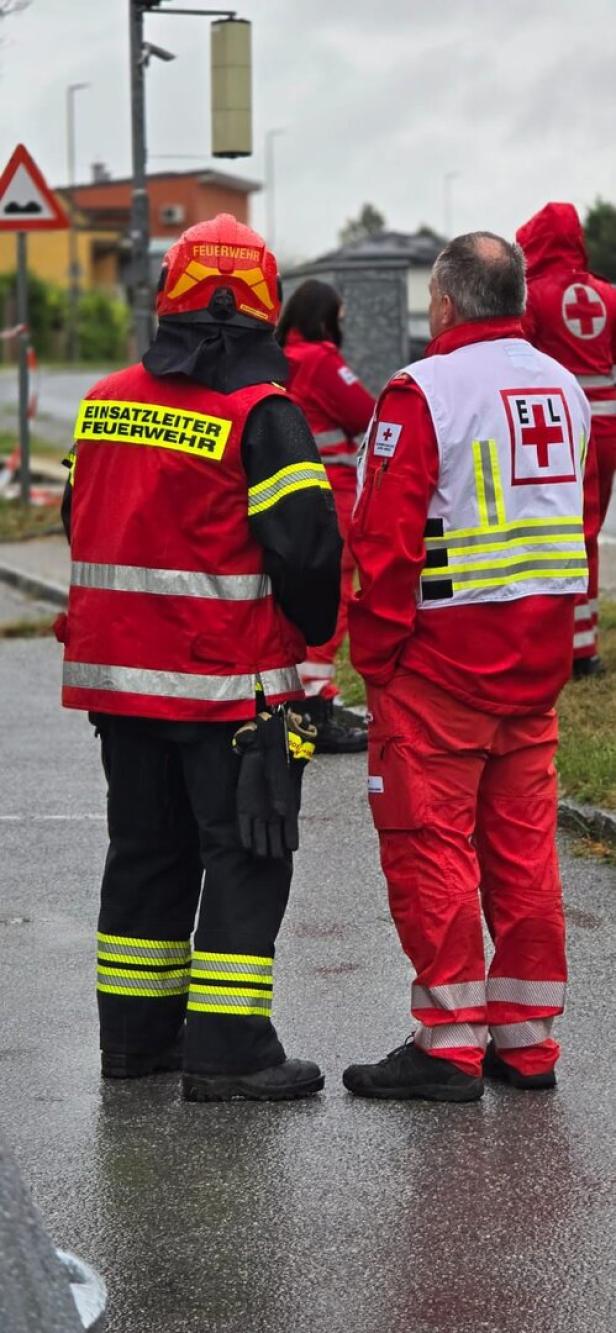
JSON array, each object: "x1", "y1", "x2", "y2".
[{"x1": 368, "y1": 731, "x2": 429, "y2": 831}]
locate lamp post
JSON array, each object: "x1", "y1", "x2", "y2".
[
  {"x1": 66, "y1": 81, "x2": 89, "y2": 363},
  {"x1": 265, "y1": 127, "x2": 285, "y2": 253}
]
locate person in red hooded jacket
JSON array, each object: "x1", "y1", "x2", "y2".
[
  {"x1": 278, "y1": 279, "x2": 376, "y2": 752},
  {"x1": 517, "y1": 202, "x2": 616, "y2": 676}
]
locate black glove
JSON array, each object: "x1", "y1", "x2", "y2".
[{"x1": 232, "y1": 707, "x2": 317, "y2": 859}]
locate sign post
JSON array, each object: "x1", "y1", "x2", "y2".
[{"x1": 0, "y1": 144, "x2": 69, "y2": 505}]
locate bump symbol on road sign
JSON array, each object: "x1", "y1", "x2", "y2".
[
  {"x1": 562, "y1": 283, "x2": 607, "y2": 339},
  {"x1": 0, "y1": 144, "x2": 69, "y2": 231}
]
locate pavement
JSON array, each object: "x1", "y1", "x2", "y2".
[{"x1": 1, "y1": 636, "x2": 616, "y2": 1333}]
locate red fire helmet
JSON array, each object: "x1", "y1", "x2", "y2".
[{"x1": 156, "y1": 213, "x2": 281, "y2": 327}]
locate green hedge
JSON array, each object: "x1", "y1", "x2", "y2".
[{"x1": 0, "y1": 272, "x2": 130, "y2": 362}]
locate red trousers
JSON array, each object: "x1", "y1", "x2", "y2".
[
  {"x1": 368, "y1": 671, "x2": 566, "y2": 1079},
  {"x1": 299, "y1": 467, "x2": 356, "y2": 698},
  {"x1": 574, "y1": 433, "x2": 600, "y2": 661},
  {"x1": 595, "y1": 417, "x2": 616, "y2": 528}
]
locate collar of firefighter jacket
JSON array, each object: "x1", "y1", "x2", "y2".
[{"x1": 426, "y1": 317, "x2": 526, "y2": 359}]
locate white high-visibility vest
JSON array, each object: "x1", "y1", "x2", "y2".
[{"x1": 405, "y1": 337, "x2": 591, "y2": 609}]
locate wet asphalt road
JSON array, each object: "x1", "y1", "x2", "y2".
[{"x1": 1, "y1": 637, "x2": 616, "y2": 1333}]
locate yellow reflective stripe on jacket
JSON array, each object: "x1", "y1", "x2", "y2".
[
  {"x1": 425, "y1": 515, "x2": 583, "y2": 543},
  {"x1": 247, "y1": 462, "x2": 330, "y2": 516},
  {"x1": 74, "y1": 398, "x2": 232, "y2": 462},
  {"x1": 472, "y1": 438, "x2": 506, "y2": 528},
  {"x1": 63, "y1": 449, "x2": 77, "y2": 486},
  {"x1": 421, "y1": 550, "x2": 589, "y2": 579}
]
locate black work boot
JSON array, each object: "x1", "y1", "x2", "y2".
[
  {"x1": 343, "y1": 1038, "x2": 483, "y2": 1103},
  {"x1": 303, "y1": 695, "x2": 367, "y2": 754},
  {"x1": 182, "y1": 1057, "x2": 324, "y2": 1103},
  {"x1": 572, "y1": 655, "x2": 605, "y2": 680},
  {"x1": 483, "y1": 1040, "x2": 556, "y2": 1090},
  {"x1": 102, "y1": 1035, "x2": 184, "y2": 1079}
]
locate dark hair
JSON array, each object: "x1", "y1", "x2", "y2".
[
  {"x1": 432, "y1": 231, "x2": 526, "y2": 320},
  {"x1": 277, "y1": 278, "x2": 343, "y2": 347}
]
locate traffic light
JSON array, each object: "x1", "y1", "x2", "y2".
[{"x1": 211, "y1": 19, "x2": 252, "y2": 158}]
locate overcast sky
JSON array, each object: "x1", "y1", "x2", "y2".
[{"x1": 1, "y1": 0, "x2": 615, "y2": 265}]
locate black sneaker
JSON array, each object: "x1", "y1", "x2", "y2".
[
  {"x1": 572, "y1": 655, "x2": 606, "y2": 680},
  {"x1": 303, "y1": 695, "x2": 367, "y2": 754},
  {"x1": 483, "y1": 1040, "x2": 556, "y2": 1090},
  {"x1": 182, "y1": 1057, "x2": 324, "y2": 1103},
  {"x1": 101, "y1": 1036, "x2": 184, "y2": 1079},
  {"x1": 342, "y1": 1038, "x2": 483, "y2": 1103}
]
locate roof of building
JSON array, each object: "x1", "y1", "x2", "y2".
[
  {"x1": 285, "y1": 228, "x2": 446, "y2": 276},
  {"x1": 63, "y1": 167, "x2": 261, "y2": 195}
]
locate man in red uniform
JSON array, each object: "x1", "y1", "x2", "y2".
[
  {"x1": 343, "y1": 232, "x2": 590, "y2": 1103},
  {"x1": 517, "y1": 202, "x2": 616, "y2": 675},
  {"x1": 58, "y1": 215, "x2": 341, "y2": 1102},
  {"x1": 278, "y1": 280, "x2": 375, "y2": 751}
]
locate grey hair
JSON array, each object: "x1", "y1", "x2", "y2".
[{"x1": 432, "y1": 231, "x2": 526, "y2": 321}]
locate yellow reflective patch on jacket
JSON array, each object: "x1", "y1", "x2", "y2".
[{"x1": 74, "y1": 399, "x2": 232, "y2": 462}]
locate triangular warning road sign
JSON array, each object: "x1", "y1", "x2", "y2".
[{"x1": 0, "y1": 144, "x2": 69, "y2": 232}]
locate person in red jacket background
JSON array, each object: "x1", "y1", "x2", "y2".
[
  {"x1": 343, "y1": 232, "x2": 590, "y2": 1104},
  {"x1": 278, "y1": 279, "x2": 375, "y2": 752},
  {"x1": 517, "y1": 202, "x2": 616, "y2": 676}
]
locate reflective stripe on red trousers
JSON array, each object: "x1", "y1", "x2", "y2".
[{"x1": 367, "y1": 670, "x2": 566, "y2": 1078}]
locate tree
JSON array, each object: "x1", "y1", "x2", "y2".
[
  {"x1": 584, "y1": 198, "x2": 616, "y2": 282},
  {"x1": 339, "y1": 203, "x2": 386, "y2": 247}
]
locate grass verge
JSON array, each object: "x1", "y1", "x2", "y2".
[
  {"x1": 336, "y1": 598, "x2": 616, "y2": 811},
  {"x1": 0, "y1": 497, "x2": 61, "y2": 540},
  {"x1": 0, "y1": 616, "x2": 56, "y2": 639},
  {"x1": 0, "y1": 428, "x2": 64, "y2": 460}
]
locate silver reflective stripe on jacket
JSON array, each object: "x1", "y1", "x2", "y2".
[
  {"x1": 590, "y1": 399, "x2": 616, "y2": 416},
  {"x1": 71, "y1": 561, "x2": 272, "y2": 601},
  {"x1": 63, "y1": 661, "x2": 301, "y2": 702},
  {"x1": 412, "y1": 980, "x2": 486, "y2": 1010},
  {"x1": 577, "y1": 373, "x2": 616, "y2": 388},
  {"x1": 486, "y1": 978, "x2": 566, "y2": 1007}
]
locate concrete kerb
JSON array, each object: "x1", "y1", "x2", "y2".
[
  {"x1": 1, "y1": 557, "x2": 615, "y2": 848},
  {"x1": 0, "y1": 561, "x2": 67, "y2": 609}
]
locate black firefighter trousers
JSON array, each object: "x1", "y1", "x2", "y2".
[{"x1": 95, "y1": 715, "x2": 292, "y2": 1074}]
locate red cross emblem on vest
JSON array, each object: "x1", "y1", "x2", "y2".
[
  {"x1": 501, "y1": 388, "x2": 577, "y2": 486},
  {"x1": 562, "y1": 282, "x2": 606, "y2": 339}
]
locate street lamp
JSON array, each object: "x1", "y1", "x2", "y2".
[
  {"x1": 66, "y1": 81, "x2": 90, "y2": 363},
  {"x1": 265, "y1": 128, "x2": 285, "y2": 254}
]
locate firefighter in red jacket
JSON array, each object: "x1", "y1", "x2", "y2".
[
  {"x1": 343, "y1": 232, "x2": 590, "y2": 1103},
  {"x1": 278, "y1": 279, "x2": 375, "y2": 752},
  {"x1": 57, "y1": 215, "x2": 341, "y2": 1103},
  {"x1": 517, "y1": 202, "x2": 616, "y2": 676}
]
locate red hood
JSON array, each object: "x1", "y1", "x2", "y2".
[{"x1": 516, "y1": 202, "x2": 587, "y2": 280}]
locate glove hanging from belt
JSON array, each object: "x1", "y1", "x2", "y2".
[{"x1": 232, "y1": 705, "x2": 317, "y2": 859}]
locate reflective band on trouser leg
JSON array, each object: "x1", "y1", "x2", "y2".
[
  {"x1": 414, "y1": 1022, "x2": 489, "y2": 1052},
  {"x1": 297, "y1": 661, "x2": 335, "y2": 697},
  {"x1": 187, "y1": 951, "x2": 273, "y2": 1017},
  {"x1": 490, "y1": 1019, "x2": 555, "y2": 1049},
  {"x1": 412, "y1": 980, "x2": 486, "y2": 1011},
  {"x1": 573, "y1": 595, "x2": 598, "y2": 654},
  {"x1": 96, "y1": 933, "x2": 191, "y2": 998},
  {"x1": 486, "y1": 977, "x2": 566, "y2": 1007},
  {"x1": 590, "y1": 399, "x2": 616, "y2": 416}
]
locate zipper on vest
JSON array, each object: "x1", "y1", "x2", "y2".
[{"x1": 376, "y1": 460, "x2": 389, "y2": 489}]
